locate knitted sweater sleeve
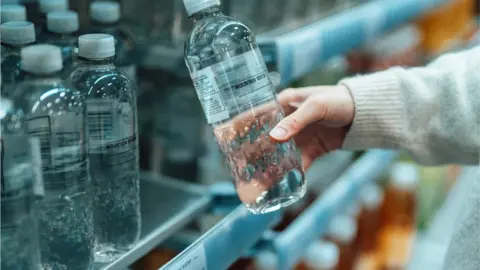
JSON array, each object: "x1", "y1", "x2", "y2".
[{"x1": 339, "y1": 46, "x2": 480, "y2": 165}]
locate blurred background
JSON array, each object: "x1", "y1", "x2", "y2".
[{"x1": 1, "y1": 0, "x2": 479, "y2": 269}]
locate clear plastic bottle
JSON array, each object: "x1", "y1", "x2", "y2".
[
  {"x1": 70, "y1": 34, "x2": 141, "y2": 262},
  {"x1": 184, "y1": 0, "x2": 305, "y2": 214},
  {"x1": 37, "y1": 0, "x2": 68, "y2": 39},
  {"x1": 1, "y1": 97, "x2": 42, "y2": 270},
  {"x1": 1, "y1": 21, "x2": 36, "y2": 98},
  {"x1": 90, "y1": 1, "x2": 137, "y2": 84},
  {"x1": 44, "y1": 11, "x2": 80, "y2": 79},
  {"x1": 1, "y1": 4, "x2": 27, "y2": 23},
  {"x1": 15, "y1": 44, "x2": 94, "y2": 270}
]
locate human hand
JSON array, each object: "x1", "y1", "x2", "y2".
[{"x1": 270, "y1": 85, "x2": 355, "y2": 170}]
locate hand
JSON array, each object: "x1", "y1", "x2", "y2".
[{"x1": 270, "y1": 85, "x2": 355, "y2": 170}]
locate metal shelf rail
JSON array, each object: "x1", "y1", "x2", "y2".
[
  {"x1": 274, "y1": 150, "x2": 399, "y2": 270},
  {"x1": 257, "y1": 0, "x2": 447, "y2": 85}
]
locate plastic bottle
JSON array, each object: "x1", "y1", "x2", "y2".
[
  {"x1": 90, "y1": 1, "x2": 137, "y2": 84},
  {"x1": 44, "y1": 11, "x2": 80, "y2": 79},
  {"x1": 1, "y1": 21, "x2": 36, "y2": 98},
  {"x1": 325, "y1": 215, "x2": 358, "y2": 270},
  {"x1": 184, "y1": 0, "x2": 305, "y2": 214},
  {"x1": 297, "y1": 241, "x2": 340, "y2": 270},
  {"x1": 1, "y1": 97, "x2": 42, "y2": 270},
  {"x1": 37, "y1": 0, "x2": 68, "y2": 38},
  {"x1": 15, "y1": 44, "x2": 94, "y2": 270},
  {"x1": 70, "y1": 34, "x2": 141, "y2": 262},
  {"x1": 354, "y1": 184, "x2": 384, "y2": 270},
  {"x1": 1, "y1": 4, "x2": 27, "y2": 23},
  {"x1": 378, "y1": 162, "x2": 419, "y2": 270}
]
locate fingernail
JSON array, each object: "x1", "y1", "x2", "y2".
[{"x1": 270, "y1": 127, "x2": 287, "y2": 139}]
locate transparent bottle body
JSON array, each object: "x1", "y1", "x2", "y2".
[
  {"x1": 185, "y1": 7, "x2": 305, "y2": 214},
  {"x1": 1, "y1": 44, "x2": 30, "y2": 98},
  {"x1": 151, "y1": 76, "x2": 205, "y2": 181},
  {"x1": 70, "y1": 60, "x2": 141, "y2": 261},
  {"x1": 44, "y1": 33, "x2": 78, "y2": 79},
  {"x1": 13, "y1": 76, "x2": 94, "y2": 270},
  {"x1": 1, "y1": 101, "x2": 42, "y2": 270}
]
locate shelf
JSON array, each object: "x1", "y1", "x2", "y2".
[
  {"x1": 160, "y1": 206, "x2": 282, "y2": 270},
  {"x1": 273, "y1": 150, "x2": 399, "y2": 270},
  {"x1": 257, "y1": 0, "x2": 447, "y2": 85},
  {"x1": 95, "y1": 174, "x2": 211, "y2": 270}
]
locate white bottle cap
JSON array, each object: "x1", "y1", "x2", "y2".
[
  {"x1": 21, "y1": 44, "x2": 63, "y2": 74},
  {"x1": 346, "y1": 201, "x2": 361, "y2": 218},
  {"x1": 1, "y1": 21, "x2": 35, "y2": 45},
  {"x1": 183, "y1": 0, "x2": 221, "y2": 16},
  {"x1": 47, "y1": 11, "x2": 79, "y2": 34},
  {"x1": 90, "y1": 1, "x2": 120, "y2": 24},
  {"x1": 1, "y1": 4, "x2": 27, "y2": 23},
  {"x1": 39, "y1": 0, "x2": 68, "y2": 13},
  {"x1": 254, "y1": 251, "x2": 278, "y2": 270},
  {"x1": 390, "y1": 162, "x2": 419, "y2": 191},
  {"x1": 327, "y1": 215, "x2": 357, "y2": 244},
  {"x1": 360, "y1": 184, "x2": 385, "y2": 211},
  {"x1": 304, "y1": 241, "x2": 340, "y2": 270},
  {"x1": 78, "y1": 33, "x2": 115, "y2": 60}
]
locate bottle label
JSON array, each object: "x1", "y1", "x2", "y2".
[
  {"x1": 85, "y1": 99, "x2": 138, "y2": 170},
  {"x1": 190, "y1": 48, "x2": 275, "y2": 124},
  {"x1": 27, "y1": 113, "x2": 85, "y2": 172}
]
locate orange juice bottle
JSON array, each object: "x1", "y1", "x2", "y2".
[
  {"x1": 297, "y1": 241, "x2": 340, "y2": 270},
  {"x1": 378, "y1": 162, "x2": 419, "y2": 270},
  {"x1": 325, "y1": 215, "x2": 358, "y2": 270}
]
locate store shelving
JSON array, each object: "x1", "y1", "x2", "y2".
[
  {"x1": 257, "y1": 0, "x2": 447, "y2": 85},
  {"x1": 94, "y1": 174, "x2": 211, "y2": 270},
  {"x1": 274, "y1": 150, "x2": 399, "y2": 270}
]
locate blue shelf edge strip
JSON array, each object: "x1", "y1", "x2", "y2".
[
  {"x1": 161, "y1": 206, "x2": 281, "y2": 270},
  {"x1": 274, "y1": 150, "x2": 399, "y2": 270},
  {"x1": 258, "y1": 0, "x2": 448, "y2": 85}
]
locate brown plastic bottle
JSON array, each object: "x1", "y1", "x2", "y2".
[
  {"x1": 378, "y1": 163, "x2": 419, "y2": 270},
  {"x1": 325, "y1": 215, "x2": 358, "y2": 270}
]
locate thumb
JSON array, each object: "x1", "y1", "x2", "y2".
[{"x1": 269, "y1": 98, "x2": 325, "y2": 142}]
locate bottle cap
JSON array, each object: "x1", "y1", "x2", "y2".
[
  {"x1": 327, "y1": 215, "x2": 357, "y2": 244},
  {"x1": 47, "y1": 11, "x2": 79, "y2": 34},
  {"x1": 346, "y1": 201, "x2": 361, "y2": 218},
  {"x1": 1, "y1": 4, "x2": 27, "y2": 23},
  {"x1": 39, "y1": 0, "x2": 68, "y2": 13},
  {"x1": 90, "y1": 1, "x2": 120, "y2": 24},
  {"x1": 304, "y1": 241, "x2": 340, "y2": 270},
  {"x1": 360, "y1": 184, "x2": 385, "y2": 211},
  {"x1": 78, "y1": 33, "x2": 115, "y2": 60},
  {"x1": 183, "y1": 0, "x2": 221, "y2": 16},
  {"x1": 21, "y1": 44, "x2": 63, "y2": 74},
  {"x1": 390, "y1": 162, "x2": 419, "y2": 191},
  {"x1": 254, "y1": 251, "x2": 278, "y2": 270},
  {"x1": 1, "y1": 21, "x2": 35, "y2": 45}
]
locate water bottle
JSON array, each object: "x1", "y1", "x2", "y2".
[
  {"x1": 15, "y1": 44, "x2": 94, "y2": 270},
  {"x1": 1, "y1": 4, "x2": 27, "y2": 23},
  {"x1": 90, "y1": 1, "x2": 137, "y2": 84},
  {"x1": 1, "y1": 98, "x2": 42, "y2": 270},
  {"x1": 183, "y1": 0, "x2": 306, "y2": 214},
  {"x1": 1, "y1": 21, "x2": 36, "y2": 98},
  {"x1": 44, "y1": 11, "x2": 80, "y2": 79},
  {"x1": 37, "y1": 0, "x2": 68, "y2": 39},
  {"x1": 70, "y1": 34, "x2": 141, "y2": 262}
]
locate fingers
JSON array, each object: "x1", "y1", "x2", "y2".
[{"x1": 269, "y1": 97, "x2": 326, "y2": 142}]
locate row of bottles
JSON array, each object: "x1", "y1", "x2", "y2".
[{"x1": 1, "y1": 2, "x2": 141, "y2": 269}]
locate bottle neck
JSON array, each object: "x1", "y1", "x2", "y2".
[
  {"x1": 78, "y1": 57, "x2": 115, "y2": 67},
  {"x1": 1, "y1": 43, "x2": 31, "y2": 55},
  {"x1": 190, "y1": 5, "x2": 222, "y2": 23},
  {"x1": 22, "y1": 70, "x2": 63, "y2": 81}
]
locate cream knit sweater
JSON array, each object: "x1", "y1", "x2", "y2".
[{"x1": 340, "y1": 46, "x2": 480, "y2": 269}]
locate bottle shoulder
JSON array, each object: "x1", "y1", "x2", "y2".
[
  {"x1": 185, "y1": 15, "x2": 256, "y2": 65},
  {"x1": 70, "y1": 66, "x2": 136, "y2": 100}
]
